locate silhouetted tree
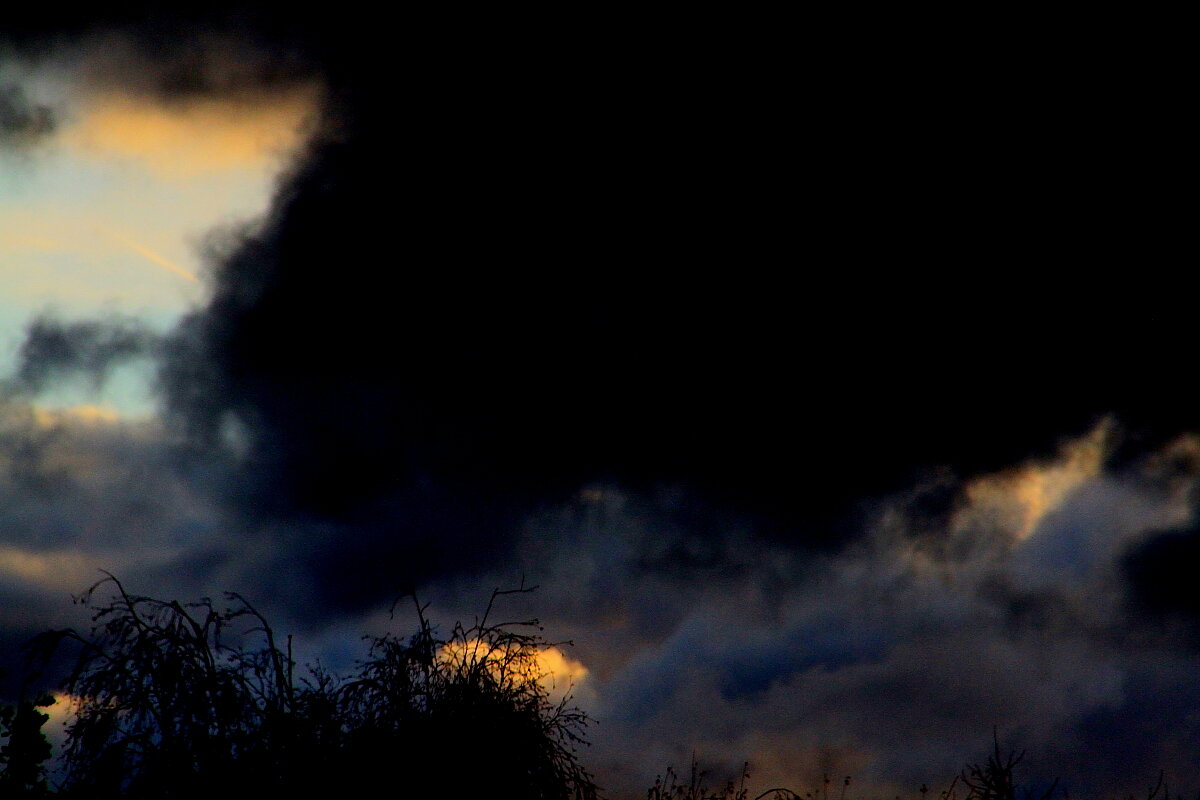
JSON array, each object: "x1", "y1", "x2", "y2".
[
  {"x1": 339, "y1": 585, "x2": 598, "y2": 799},
  {"x1": 960, "y1": 730, "x2": 1057, "y2": 800},
  {"x1": 32, "y1": 574, "x2": 303, "y2": 798},
  {"x1": 40, "y1": 574, "x2": 597, "y2": 799},
  {"x1": 0, "y1": 691, "x2": 54, "y2": 796}
]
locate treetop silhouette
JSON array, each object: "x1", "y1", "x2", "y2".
[{"x1": 31, "y1": 573, "x2": 597, "y2": 799}]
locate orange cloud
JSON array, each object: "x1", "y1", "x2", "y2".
[
  {"x1": 958, "y1": 419, "x2": 1112, "y2": 542},
  {"x1": 63, "y1": 88, "x2": 318, "y2": 177},
  {"x1": 0, "y1": 545, "x2": 96, "y2": 591}
]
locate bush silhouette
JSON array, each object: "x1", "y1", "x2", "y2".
[
  {"x1": 337, "y1": 585, "x2": 597, "y2": 798},
  {"x1": 37, "y1": 574, "x2": 597, "y2": 799}
]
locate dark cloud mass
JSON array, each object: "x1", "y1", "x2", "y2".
[
  {"x1": 153, "y1": 20, "x2": 1193, "y2": 610},
  {"x1": 1124, "y1": 525, "x2": 1200, "y2": 624},
  {"x1": 1, "y1": 6, "x2": 1194, "y2": 796},
  {"x1": 8, "y1": 8, "x2": 1193, "y2": 555}
]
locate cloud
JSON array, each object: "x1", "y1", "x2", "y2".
[
  {"x1": 0, "y1": 393, "x2": 315, "y2": 693},
  {"x1": 62, "y1": 88, "x2": 317, "y2": 177},
  {"x1": 3, "y1": 17, "x2": 320, "y2": 104},
  {"x1": 8, "y1": 0, "x2": 1190, "y2": 624},
  {"x1": 0, "y1": 84, "x2": 55, "y2": 147},
  {"x1": 956, "y1": 420, "x2": 1111, "y2": 543},
  {"x1": 434, "y1": 426, "x2": 1200, "y2": 797},
  {"x1": 0, "y1": 545, "x2": 97, "y2": 595},
  {"x1": 1123, "y1": 522, "x2": 1200, "y2": 628},
  {"x1": 0, "y1": 399, "x2": 209, "y2": 552},
  {"x1": 13, "y1": 315, "x2": 159, "y2": 394},
  {"x1": 0, "y1": 396, "x2": 219, "y2": 697}
]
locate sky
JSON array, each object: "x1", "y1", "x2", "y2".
[{"x1": 1, "y1": 7, "x2": 1196, "y2": 798}]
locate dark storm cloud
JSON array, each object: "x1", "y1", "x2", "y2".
[
  {"x1": 1123, "y1": 525, "x2": 1200, "y2": 627},
  {"x1": 14, "y1": 316, "x2": 159, "y2": 394},
  {"x1": 2, "y1": 1, "x2": 322, "y2": 139},
  {"x1": 44, "y1": 25, "x2": 321, "y2": 110},
  {"x1": 0, "y1": 84, "x2": 54, "y2": 146},
  {"x1": 149, "y1": 19, "x2": 1197, "y2": 616},
  {"x1": 7, "y1": 3, "x2": 1192, "y2": 613},
  {"x1": 1110, "y1": 440, "x2": 1200, "y2": 637}
]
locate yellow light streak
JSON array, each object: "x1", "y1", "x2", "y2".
[{"x1": 100, "y1": 228, "x2": 199, "y2": 282}]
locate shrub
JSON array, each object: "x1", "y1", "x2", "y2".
[{"x1": 338, "y1": 585, "x2": 598, "y2": 799}]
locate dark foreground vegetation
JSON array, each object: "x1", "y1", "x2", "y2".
[
  {"x1": 0, "y1": 576, "x2": 1190, "y2": 799},
  {"x1": 8, "y1": 575, "x2": 596, "y2": 799}
]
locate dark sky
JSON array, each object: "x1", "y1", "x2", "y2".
[{"x1": 2, "y1": 6, "x2": 1195, "y2": 796}]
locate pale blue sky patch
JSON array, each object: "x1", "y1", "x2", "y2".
[{"x1": 0, "y1": 66, "x2": 315, "y2": 417}]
